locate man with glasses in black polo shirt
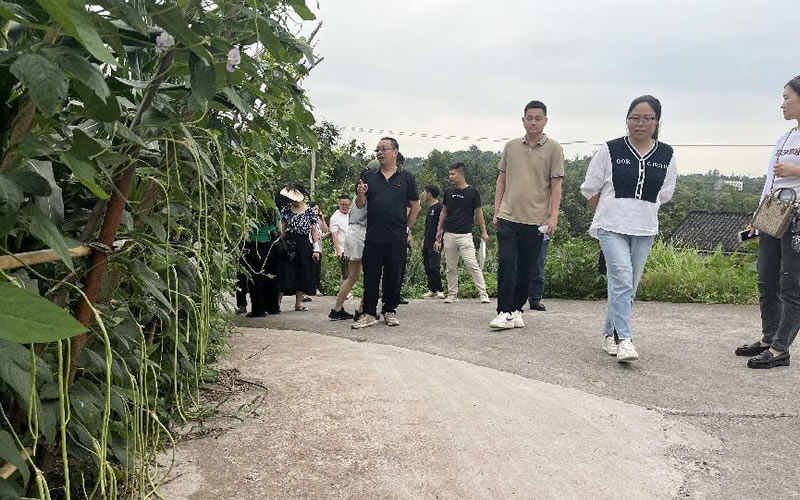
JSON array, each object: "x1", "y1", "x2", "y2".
[{"x1": 352, "y1": 137, "x2": 421, "y2": 329}]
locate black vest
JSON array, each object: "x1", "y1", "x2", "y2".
[{"x1": 607, "y1": 137, "x2": 673, "y2": 203}]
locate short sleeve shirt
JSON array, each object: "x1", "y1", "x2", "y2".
[
  {"x1": 498, "y1": 135, "x2": 565, "y2": 225},
  {"x1": 329, "y1": 210, "x2": 350, "y2": 253},
  {"x1": 361, "y1": 167, "x2": 419, "y2": 243},
  {"x1": 280, "y1": 205, "x2": 318, "y2": 236},
  {"x1": 443, "y1": 185, "x2": 481, "y2": 234},
  {"x1": 424, "y1": 203, "x2": 443, "y2": 249}
]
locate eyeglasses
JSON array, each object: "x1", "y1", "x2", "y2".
[
  {"x1": 627, "y1": 116, "x2": 658, "y2": 124},
  {"x1": 374, "y1": 148, "x2": 396, "y2": 154}
]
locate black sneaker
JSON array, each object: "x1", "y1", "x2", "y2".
[
  {"x1": 398, "y1": 297, "x2": 409, "y2": 305},
  {"x1": 747, "y1": 350, "x2": 790, "y2": 369},
  {"x1": 236, "y1": 305, "x2": 247, "y2": 315},
  {"x1": 246, "y1": 311, "x2": 266, "y2": 318},
  {"x1": 529, "y1": 301, "x2": 546, "y2": 311},
  {"x1": 328, "y1": 308, "x2": 354, "y2": 321},
  {"x1": 735, "y1": 341, "x2": 769, "y2": 357},
  {"x1": 353, "y1": 310, "x2": 362, "y2": 322}
]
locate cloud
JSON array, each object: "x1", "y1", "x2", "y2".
[{"x1": 303, "y1": 0, "x2": 796, "y2": 174}]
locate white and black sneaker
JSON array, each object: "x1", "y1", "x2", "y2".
[
  {"x1": 616, "y1": 339, "x2": 639, "y2": 362},
  {"x1": 489, "y1": 312, "x2": 515, "y2": 329}
]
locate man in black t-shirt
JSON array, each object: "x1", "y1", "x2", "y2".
[
  {"x1": 352, "y1": 137, "x2": 420, "y2": 329},
  {"x1": 435, "y1": 162, "x2": 490, "y2": 304},
  {"x1": 421, "y1": 185, "x2": 444, "y2": 298}
]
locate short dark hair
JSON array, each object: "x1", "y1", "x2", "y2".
[
  {"x1": 627, "y1": 95, "x2": 662, "y2": 140},
  {"x1": 786, "y1": 75, "x2": 800, "y2": 96},
  {"x1": 524, "y1": 100, "x2": 547, "y2": 116},
  {"x1": 450, "y1": 162, "x2": 466, "y2": 174},
  {"x1": 396, "y1": 151, "x2": 405, "y2": 166},
  {"x1": 381, "y1": 136, "x2": 399, "y2": 150},
  {"x1": 424, "y1": 185, "x2": 440, "y2": 198},
  {"x1": 338, "y1": 194, "x2": 351, "y2": 201},
  {"x1": 308, "y1": 200, "x2": 318, "y2": 208}
]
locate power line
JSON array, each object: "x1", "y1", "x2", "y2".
[{"x1": 339, "y1": 125, "x2": 775, "y2": 148}]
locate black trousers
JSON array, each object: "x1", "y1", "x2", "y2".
[
  {"x1": 362, "y1": 240, "x2": 407, "y2": 316},
  {"x1": 758, "y1": 231, "x2": 800, "y2": 352},
  {"x1": 423, "y1": 247, "x2": 443, "y2": 292},
  {"x1": 496, "y1": 219, "x2": 542, "y2": 313}
]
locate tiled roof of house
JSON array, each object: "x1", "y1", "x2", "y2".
[{"x1": 668, "y1": 211, "x2": 753, "y2": 253}]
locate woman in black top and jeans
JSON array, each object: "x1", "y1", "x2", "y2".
[{"x1": 278, "y1": 184, "x2": 321, "y2": 311}]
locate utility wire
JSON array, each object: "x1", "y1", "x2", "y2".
[{"x1": 340, "y1": 125, "x2": 775, "y2": 148}]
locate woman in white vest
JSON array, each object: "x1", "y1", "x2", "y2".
[
  {"x1": 580, "y1": 95, "x2": 678, "y2": 363},
  {"x1": 735, "y1": 75, "x2": 800, "y2": 369}
]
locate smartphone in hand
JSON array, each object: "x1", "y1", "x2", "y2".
[{"x1": 738, "y1": 229, "x2": 758, "y2": 242}]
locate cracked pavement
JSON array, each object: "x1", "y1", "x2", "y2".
[{"x1": 161, "y1": 297, "x2": 800, "y2": 499}]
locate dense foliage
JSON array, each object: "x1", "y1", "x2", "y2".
[{"x1": 0, "y1": 1, "x2": 319, "y2": 498}]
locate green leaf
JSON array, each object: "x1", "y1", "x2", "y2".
[
  {"x1": 61, "y1": 153, "x2": 110, "y2": 200},
  {"x1": 74, "y1": 80, "x2": 120, "y2": 122},
  {"x1": 0, "y1": 1, "x2": 40, "y2": 27},
  {"x1": 35, "y1": 0, "x2": 117, "y2": 66},
  {"x1": 0, "y1": 431, "x2": 28, "y2": 487},
  {"x1": 114, "y1": 123, "x2": 148, "y2": 148},
  {"x1": 21, "y1": 204, "x2": 75, "y2": 270},
  {"x1": 148, "y1": 1, "x2": 212, "y2": 63},
  {"x1": 287, "y1": 0, "x2": 316, "y2": 20},
  {"x1": 7, "y1": 168, "x2": 51, "y2": 197},
  {"x1": 9, "y1": 53, "x2": 68, "y2": 117},
  {"x1": 0, "y1": 282, "x2": 86, "y2": 343},
  {"x1": 189, "y1": 53, "x2": 216, "y2": 111},
  {"x1": 222, "y1": 86, "x2": 252, "y2": 115},
  {"x1": 134, "y1": 262, "x2": 174, "y2": 312},
  {"x1": 43, "y1": 46, "x2": 110, "y2": 101},
  {"x1": 0, "y1": 174, "x2": 23, "y2": 212},
  {"x1": 71, "y1": 129, "x2": 104, "y2": 157},
  {"x1": 27, "y1": 160, "x2": 64, "y2": 225},
  {"x1": 95, "y1": 0, "x2": 149, "y2": 35},
  {"x1": 0, "y1": 477, "x2": 21, "y2": 498}
]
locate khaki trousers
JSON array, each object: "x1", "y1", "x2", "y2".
[{"x1": 443, "y1": 232, "x2": 487, "y2": 298}]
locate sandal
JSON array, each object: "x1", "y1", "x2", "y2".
[
  {"x1": 294, "y1": 305, "x2": 308, "y2": 311},
  {"x1": 735, "y1": 341, "x2": 769, "y2": 357},
  {"x1": 747, "y1": 349, "x2": 790, "y2": 369}
]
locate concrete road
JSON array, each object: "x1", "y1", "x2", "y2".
[{"x1": 161, "y1": 297, "x2": 800, "y2": 499}]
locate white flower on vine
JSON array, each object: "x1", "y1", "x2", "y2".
[
  {"x1": 226, "y1": 47, "x2": 241, "y2": 72},
  {"x1": 155, "y1": 31, "x2": 175, "y2": 54}
]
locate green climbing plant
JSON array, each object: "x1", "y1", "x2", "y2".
[{"x1": 0, "y1": 0, "x2": 319, "y2": 498}]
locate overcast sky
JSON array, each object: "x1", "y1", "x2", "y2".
[{"x1": 302, "y1": 0, "x2": 796, "y2": 176}]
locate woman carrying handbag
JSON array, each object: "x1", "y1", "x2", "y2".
[{"x1": 736, "y1": 75, "x2": 800, "y2": 369}]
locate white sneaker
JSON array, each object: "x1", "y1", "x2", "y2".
[
  {"x1": 511, "y1": 310, "x2": 525, "y2": 328},
  {"x1": 346, "y1": 293, "x2": 353, "y2": 301},
  {"x1": 351, "y1": 314, "x2": 378, "y2": 329},
  {"x1": 616, "y1": 339, "x2": 639, "y2": 362},
  {"x1": 436, "y1": 292, "x2": 446, "y2": 299},
  {"x1": 489, "y1": 312, "x2": 515, "y2": 329},
  {"x1": 422, "y1": 291, "x2": 437, "y2": 298},
  {"x1": 383, "y1": 312, "x2": 400, "y2": 327},
  {"x1": 479, "y1": 294, "x2": 491, "y2": 304},
  {"x1": 444, "y1": 296, "x2": 458, "y2": 303},
  {"x1": 603, "y1": 336, "x2": 618, "y2": 356}
]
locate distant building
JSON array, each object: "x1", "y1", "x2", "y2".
[
  {"x1": 713, "y1": 179, "x2": 744, "y2": 191},
  {"x1": 669, "y1": 211, "x2": 753, "y2": 254}
]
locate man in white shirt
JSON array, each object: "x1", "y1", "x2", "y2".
[{"x1": 329, "y1": 194, "x2": 352, "y2": 287}]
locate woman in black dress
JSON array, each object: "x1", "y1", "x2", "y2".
[{"x1": 278, "y1": 184, "x2": 321, "y2": 310}]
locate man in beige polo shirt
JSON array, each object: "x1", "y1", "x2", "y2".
[{"x1": 490, "y1": 100, "x2": 564, "y2": 329}]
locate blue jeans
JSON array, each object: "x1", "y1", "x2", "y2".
[{"x1": 597, "y1": 229, "x2": 655, "y2": 340}]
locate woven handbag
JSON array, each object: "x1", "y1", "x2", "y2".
[
  {"x1": 752, "y1": 130, "x2": 798, "y2": 238},
  {"x1": 753, "y1": 188, "x2": 796, "y2": 238}
]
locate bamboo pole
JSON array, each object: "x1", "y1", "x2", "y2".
[
  {"x1": 0, "y1": 246, "x2": 92, "y2": 271},
  {"x1": 0, "y1": 448, "x2": 32, "y2": 480}
]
